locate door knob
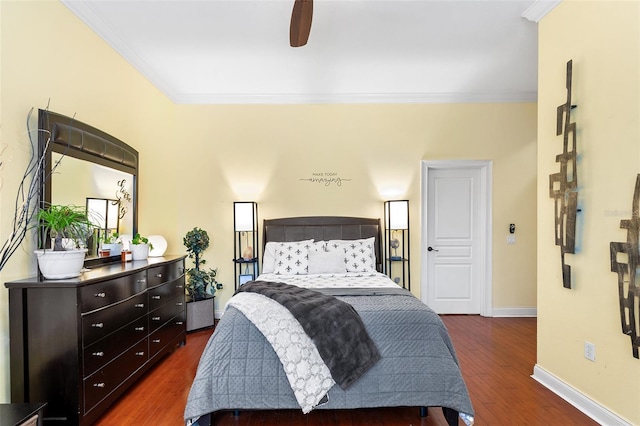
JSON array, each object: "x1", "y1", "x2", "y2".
[{"x1": 427, "y1": 246, "x2": 439, "y2": 252}]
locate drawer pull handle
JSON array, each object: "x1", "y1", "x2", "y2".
[
  {"x1": 134, "y1": 303, "x2": 145, "y2": 308},
  {"x1": 92, "y1": 351, "x2": 104, "y2": 357},
  {"x1": 152, "y1": 339, "x2": 161, "y2": 343},
  {"x1": 94, "y1": 383, "x2": 105, "y2": 388},
  {"x1": 176, "y1": 321, "x2": 184, "y2": 325},
  {"x1": 176, "y1": 302, "x2": 183, "y2": 306},
  {"x1": 95, "y1": 292, "x2": 106, "y2": 298},
  {"x1": 152, "y1": 295, "x2": 161, "y2": 300},
  {"x1": 135, "y1": 326, "x2": 145, "y2": 331},
  {"x1": 135, "y1": 351, "x2": 145, "y2": 356},
  {"x1": 176, "y1": 285, "x2": 184, "y2": 289},
  {"x1": 137, "y1": 279, "x2": 146, "y2": 284},
  {"x1": 152, "y1": 316, "x2": 161, "y2": 321},
  {"x1": 92, "y1": 323, "x2": 104, "y2": 328},
  {"x1": 156, "y1": 273, "x2": 163, "y2": 278}
]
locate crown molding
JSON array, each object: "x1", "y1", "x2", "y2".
[
  {"x1": 171, "y1": 91, "x2": 537, "y2": 105},
  {"x1": 63, "y1": 0, "x2": 538, "y2": 106},
  {"x1": 521, "y1": 0, "x2": 562, "y2": 22}
]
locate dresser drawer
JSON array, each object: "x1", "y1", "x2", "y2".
[
  {"x1": 80, "y1": 271, "x2": 147, "y2": 313},
  {"x1": 83, "y1": 315, "x2": 148, "y2": 377},
  {"x1": 83, "y1": 338, "x2": 148, "y2": 414},
  {"x1": 149, "y1": 311, "x2": 186, "y2": 357},
  {"x1": 147, "y1": 261, "x2": 184, "y2": 288},
  {"x1": 148, "y1": 277, "x2": 185, "y2": 311},
  {"x1": 82, "y1": 292, "x2": 147, "y2": 346},
  {"x1": 149, "y1": 295, "x2": 185, "y2": 332}
]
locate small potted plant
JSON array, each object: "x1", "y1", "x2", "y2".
[
  {"x1": 183, "y1": 227, "x2": 219, "y2": 331},
  {"x1": 35, "y1": 204, "x2": 94, "y2": 279},
  {"x1": 100, "y1": 231, "x2": 122, "y2": 257},
  {"x1": 130, "y1": 232, "x2": 153, "y2": 260}
]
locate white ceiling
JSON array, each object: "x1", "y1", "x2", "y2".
[{"x1": 62, "y1": 0, "x2": 559, "y2": 104}]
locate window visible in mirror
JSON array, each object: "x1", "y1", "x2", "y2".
[{"x1": 51, "y1": 153, "x2": 134, "y2": 259}]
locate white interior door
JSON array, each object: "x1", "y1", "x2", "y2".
[{"x1": 421, "y1": 161, "x2": 491, "y2": 315}]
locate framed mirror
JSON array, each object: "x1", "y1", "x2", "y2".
[{"x1": 38, "y1": 109, "x2": 138, "y2": 267}]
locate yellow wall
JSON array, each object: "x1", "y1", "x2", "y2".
[
  {"x1": 174, "y1": 103, "x2": 538, "y2": 313},
  {"x1": 0, "y1": 0, "x2": 538, "y2": 405},
  {"x1": 537, "y1": 0, "x2": 640, "y2": 423},
  {"x1": 0, "y1": 0, "x2": 175, "y2": 402}
]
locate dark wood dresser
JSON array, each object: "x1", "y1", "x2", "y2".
[{"x1": 5, "y1": 255, "x2": 187, "y2": 426}]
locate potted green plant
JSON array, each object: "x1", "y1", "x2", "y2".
[
  {"x1": 130, "y1": 232, "x2": 153, "y2": 260},
  {"x1": 35, "y1": 204, "x2": 94, "y2": 279},
  {"x1": 100, "y1": 231, "x2": 122, "y2": 256},
  {"x1": 183, "y1": 227, "x2": 219, "y2": 331},
  {"x1": 183, "y1": 227, "x2": 218, "y2": 300}
]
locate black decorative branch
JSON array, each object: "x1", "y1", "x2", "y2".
[
  {"x1": 549, "y1": 60, "x2": 579, "y2": 289},
  {"x1": 0, "y1": 107, "x2": 67, "y2": 271}
]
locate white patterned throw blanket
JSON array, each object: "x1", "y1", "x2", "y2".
[
  {"x1": 228, "y1": 278, "x2": 383, "y2": 413},
  {"x1": 227, "y1": 291, "x2": 335, "y2": 413}
]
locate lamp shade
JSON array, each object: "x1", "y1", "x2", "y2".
[
  {"x1": 234, "y1": 202, "x2": 256, "y2": 232},
  {"x1": 387, "y1": 200, "x2": 409, "y2": 230}
]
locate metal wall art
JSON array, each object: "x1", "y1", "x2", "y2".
[
  {"x1": 610, "y1": 174, "x2": 640, "y2": 359},
  {"x1": 549, "y1": 60, "x2": 579, "y2": 289}
]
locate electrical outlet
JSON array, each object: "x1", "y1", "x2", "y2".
[{"x1": 584, "y1": 341, "x2": 596, "y2": 361}]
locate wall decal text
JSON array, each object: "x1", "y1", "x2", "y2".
[{"x1": 299, "y1": 172, "x2": 352, "y2": 187}]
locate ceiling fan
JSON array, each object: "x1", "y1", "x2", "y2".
[{"x1": 290, "y1": 0, "x2": 313, "y2": 47}]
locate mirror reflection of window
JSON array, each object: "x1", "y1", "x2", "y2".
[
  {"x1": 51, "y1": 153, "x2": 134, "y2": 259},
  {"x1": 86, "y1": 198, "x2": 119, "y2": 230}
]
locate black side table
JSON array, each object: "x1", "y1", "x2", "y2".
[{"x1": 0, "y1": 403, "x2": 47, "y2": 426}]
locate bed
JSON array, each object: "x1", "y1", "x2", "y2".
[{"x1": 184, "y1": 216, "x2": 474, "y2": 426}]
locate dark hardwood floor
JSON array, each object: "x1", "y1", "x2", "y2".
[{"x1": 94, "y1": 316, "x2": 599, "y2": 426}]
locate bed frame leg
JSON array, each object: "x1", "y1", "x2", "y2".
[
  {"x1": 194, "y1": 413, "x2": 211, "y2": 426},
  {"x1": 420, "y1": 407, "x2": 428, "y2": 417},
  {"x1": 442, "y1": 407, "x2": 459, "y2": 426}
]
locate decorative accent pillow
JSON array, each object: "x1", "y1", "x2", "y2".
[
  {"x1": 273, "y1": 241, "x2": 315, "y2": 275},
  {"x1": 312, "y1": 240, "x2": 327, "y2": 252},
  {"x1": 308, "y1": 249, "x2": 347, "y2": 274},
  {"x1": 263, "y1": 240, "x2": 313, "y2": 273},
  {"x1": 326, "y1": 238, "x2": 376, "y2": 273}
]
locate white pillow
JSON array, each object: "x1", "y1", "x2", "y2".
[
  {"x1": 263, "y1": 240, "x2": 313, "y2": 273},
  {"x1": 308, "y1": 249, "x2": 347, "y2": 274},
  {"x1": 273, "y1": 240, "x2": 315, "y2": 275},
  {"x1": 326, "y1": 238, "x2": 376, "y2": 273},
  {"x1": 312, "y1": 240, "x2": 327, "y2": 252}
]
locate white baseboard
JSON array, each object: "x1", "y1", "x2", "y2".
[
  {"x1": 532, "y1": 365, "x2": 632, "y2": 426},
  {"x1": 491, "y1": 307, "x2": 537, "y2": 317}
]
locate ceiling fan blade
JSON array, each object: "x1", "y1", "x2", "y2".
[{"x1": 290, "y1": 0, "x2": 313, "y2": 47}]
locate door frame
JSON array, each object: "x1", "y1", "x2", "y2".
[{"x1": 420, "y1": 160, "x2": 493, "y2": 317}]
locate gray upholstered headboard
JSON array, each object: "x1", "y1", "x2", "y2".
[{"x1": 263, "y1": 216, "x2": 383, "y2": 272}]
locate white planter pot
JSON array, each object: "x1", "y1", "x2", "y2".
[
  {"x1": 101, "y1": 243, "x2": 123, "y2": 256},
  {"x1": 130, "y1": 244, "x2": 149, "y2": 260},
  {"x1": 35, "y1": 249, "x2": 87, "y2": 279}
]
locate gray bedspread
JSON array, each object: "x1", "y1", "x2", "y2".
[
  {"x1": 236, "y1": 280, "x2": 380, "y2": 389},
  {"x1": 184, "y1": 289, "x2": 474, "y2": 422}
]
